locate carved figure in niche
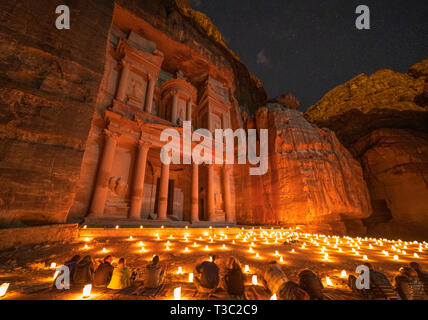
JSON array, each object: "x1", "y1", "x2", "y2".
[
  {"x1": 108, "y1": 176, "x2": 128, "y2": 196},
  {"x1": 177, "y1": 108, "x2": 185, "y2": 125},
  {"x1": 131, "y1": 79, "x2": 143, "y2": 98},
  {"x1": 215, "y1": 192, "x2": 223, "y2": 207}
]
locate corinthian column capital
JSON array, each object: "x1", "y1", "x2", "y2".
[
  {"x1": 103, "y1": 129, "x2": 120, "y2": 142},
  {"x1": 137, "y1": 139, "x2": 152, "y2": 150}
]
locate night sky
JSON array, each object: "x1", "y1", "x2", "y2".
[{"x1": 191, "y1": 0, "x2": 428, "y2": 110}]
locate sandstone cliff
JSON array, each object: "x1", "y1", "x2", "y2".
[
  {"x1": 305, "y1": 57, "x2": 428, "y2": 240},
  {"x1": 235, "y1": 105, "x2": 371, "y2": 235},
  {"x1": 0, "y1": 0, "x2": 265, "y2": 227}
]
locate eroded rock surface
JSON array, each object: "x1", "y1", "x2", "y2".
[
  {"x1": 305, "y1": 58, "x2": 428, "y2": 240},
  {"x1": 235, "y1": 105, "x2": 371, "y2": 235},
  {"x1": 352, "y1": 129, "x2": 428, "y2": 241}
]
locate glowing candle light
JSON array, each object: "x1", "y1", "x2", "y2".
[
  {"x1": 252, "y1": 275, "x2": 258, "y2": 285},
  {"x1": 167, "y1": 241, "x2": 171, "y2": 246},
  {"x1": 291, "y1": 249, "x2": 295, "y2": 253},
  {"x1": 188, "y1": 273, "x2": 194, "y2": 283},
  {"x1": 270, "y1": 294, "x2": 277, "y2": 300},
  {"x1": 394, "y1": 255, "x2": 399, "y2": 261},
  {"x1": 222, "y1": 244, "x2": 226, "y2": 250},
  {"x1": 0, "y1": 283, "x2": 9, "y2": 297},
  {"x1": 138, "y1": 241, "x2": 144, "y2": 247},
  {"x1": 205, "y1": 245, "x2": 209, "y2": 251},
  {"x1": 129, "y1": 236, "x2": 134, "y2": 241},
  {"x1": 52, "y1": 270, "x2": 60, "y2": 280},
  {"x1": 161, "y1": 225, "x2": 164, "y2": 229},
  {"x1": 174, "y1": 287, "x2": 181, "y2": 300},
  {"x1": 274, "y1": 250, "x2": 279, "y2": 256},
  {"x1": 83, "y1": 284, "x2": 92, "y2": 298},
  {"x1": 102, "y1": 248, "x2": 108, "y2": 253},
  {"x1": 209, "y1": 256, "x2": 213, "y2": 262},
  {"x1": 50, "y1": 262, "x2": 56, "y2": 269},
  {"x1": 324, "y1": 253, "x2": 329, "y2": 261},
  {"x1": 402, "y1": 250, "x2": 406, "y2": 255},
  {"x1": 83, "y1": 225, "x2": 87, "y2": 229},
  {"x1": 249, "y1": 247, "x2": 254, "y2": 253},
  {"x1": 414, "y1": 253, "x2": 419, "y2": 258},
  {"x1": 140, "y1": 247, "x2": 146, "y2": 253},
  {"x1": 256, "y1": 252, "x2": 260, "y2": 259},
  {"x1": 279, "y1": 256, "x2": 284, "y2": 263},
  {"x1": 84, "y1": 244, "x2": 89, "y2": 250},
  {"x1": 384, "y1": 251, "x2": 389, "y2": 256},
  {"x1": 369, "y1": 244, "x2": 373, "y2": 249},
  {"x1": 338, "y1": 248, "x2": 343, "y2": 253},
  {"x1": 341, "y1": 270, "x2": 347, "y2": 278},
  {"x1": 115, "y1": 225, "x2": 119, "y2": 229},
  {"x1": 177, "y1": 267, "x2": 183, "y2": 274},
  {"x1": 325, "y1": 277, "x2": 333, "y2": 286},
  {"x1": 363, "y1": 255, "x2": 368, "y2": 260},
  {"x1": 244, "y1": 265, "x2": 250, "y2": 273},
  {"x1": 140, "y1": 225, "x2": 143, "y2": 229},
  {"x1": 232, "y1": 240, "x2": 236, "y2": 244}
]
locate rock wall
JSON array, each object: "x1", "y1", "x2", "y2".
[
  {"x1": 305, "y1": 57, "x2": 428, "y2": 240},
  {"x1": 0, "y1": 0, "x2": 266, "y2": 227},
  {"x1": 235, "y1": 105, "x2": 371, "y2": 235},
  {"x1": 352, "y1": 129, "x2": 428, "y2": 241},
  {"x1": 0, "y1": 0, "x2": 114, "y2": 227}
]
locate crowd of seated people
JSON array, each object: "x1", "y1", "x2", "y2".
[{"x1": 56, "y1": 253, "x2": 428, "y2": 300}]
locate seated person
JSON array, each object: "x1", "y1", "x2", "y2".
[
  {"x1": 410, "y1": 262, "x2": 428, "y2": 296},
  {"x1": 264, "y1": 261, "x2": 309, "y2": 300},
  {"x1": 194, "y1": 255, "x2": 220, "y2": 293},
  {"x1": 93, "y1": 255, "x2": 114, "y2": 287},
  {"x1": 395, "y1": 266, "x2": 425, "y2": 300},
  {"x1": 144, "y1": 255, "x2": 165, "y2": 289},
  {"x1": 72, "y1": 255, "x2": 95, "y2": 284},
  {"x1": 348, "y1": 262, "x2": 399, "y2": 300},
  {"x1": 108, "y1": 257, "x2": 132, "y2": 290},
  {"x1": 53, "y1": 255, "x2": 81, "y2": 288},
  {"x1": 264, "y1": 261, "x2": 288, "y2": 296},
  {"x1": 298, "y1": 269, "x2": 324, "y2": 300},
  {"x1": 223, "y1": 257, "x2": 245, "y2": 297},
  {"x1": 64, "y1": 255, "x2": 81, "y2": 279},
  {"x1": 279, "y1": 281, "x2": 310, "y2": 300}
]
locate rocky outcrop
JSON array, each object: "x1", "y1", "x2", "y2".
[
  {"x1": 235, "y1": 105, "x2": 371, "y2": 235},
  {"x1": 352, "y1": 129, "x2": 428, "y2": 241},
  {"x1": 305, "y1": 58, "x2": 428, "y2": 147},
  {"x1": 305, "y1": 57, "x2": 428, "y2": 240}
]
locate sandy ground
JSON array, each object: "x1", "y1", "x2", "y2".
[{"x1": 0, "y1": 227, "x2": 427, "y2": 300}]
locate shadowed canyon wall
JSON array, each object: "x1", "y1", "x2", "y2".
[{"x1": 306, "y1": 58, "x2": 428, "y2": 240}]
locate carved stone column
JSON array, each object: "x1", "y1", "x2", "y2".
[
  {"x1": 187, "y1": 100, "x2": 193, "y2": 122},
  {"x1": 89, "y1": 129, "x2": 119, "y2": 217},
  {"x1": 157, "y1": 163, "x2": 170, "y2": 220},
  {"x1": 223, "y1": 164, "x2": 234, "y2": 223},
  {"x1": 116, "y1": 60, "x2": 130, "y2": 102},
  {"x1": 144, "y1": 74, "x2": 156, "y2": 114},
  {"x1": 171, "y1": 90, "x2": 179, "y2": 124},
  {"x1": 129, "y1": 140, "x2": 151, "y2": 220},
  {"x1": 191, "y1": 162, "x2": 199, "y2": 223},
  {"x1": 207, "y1": 164, "x2": 215, "y2": 222}
]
